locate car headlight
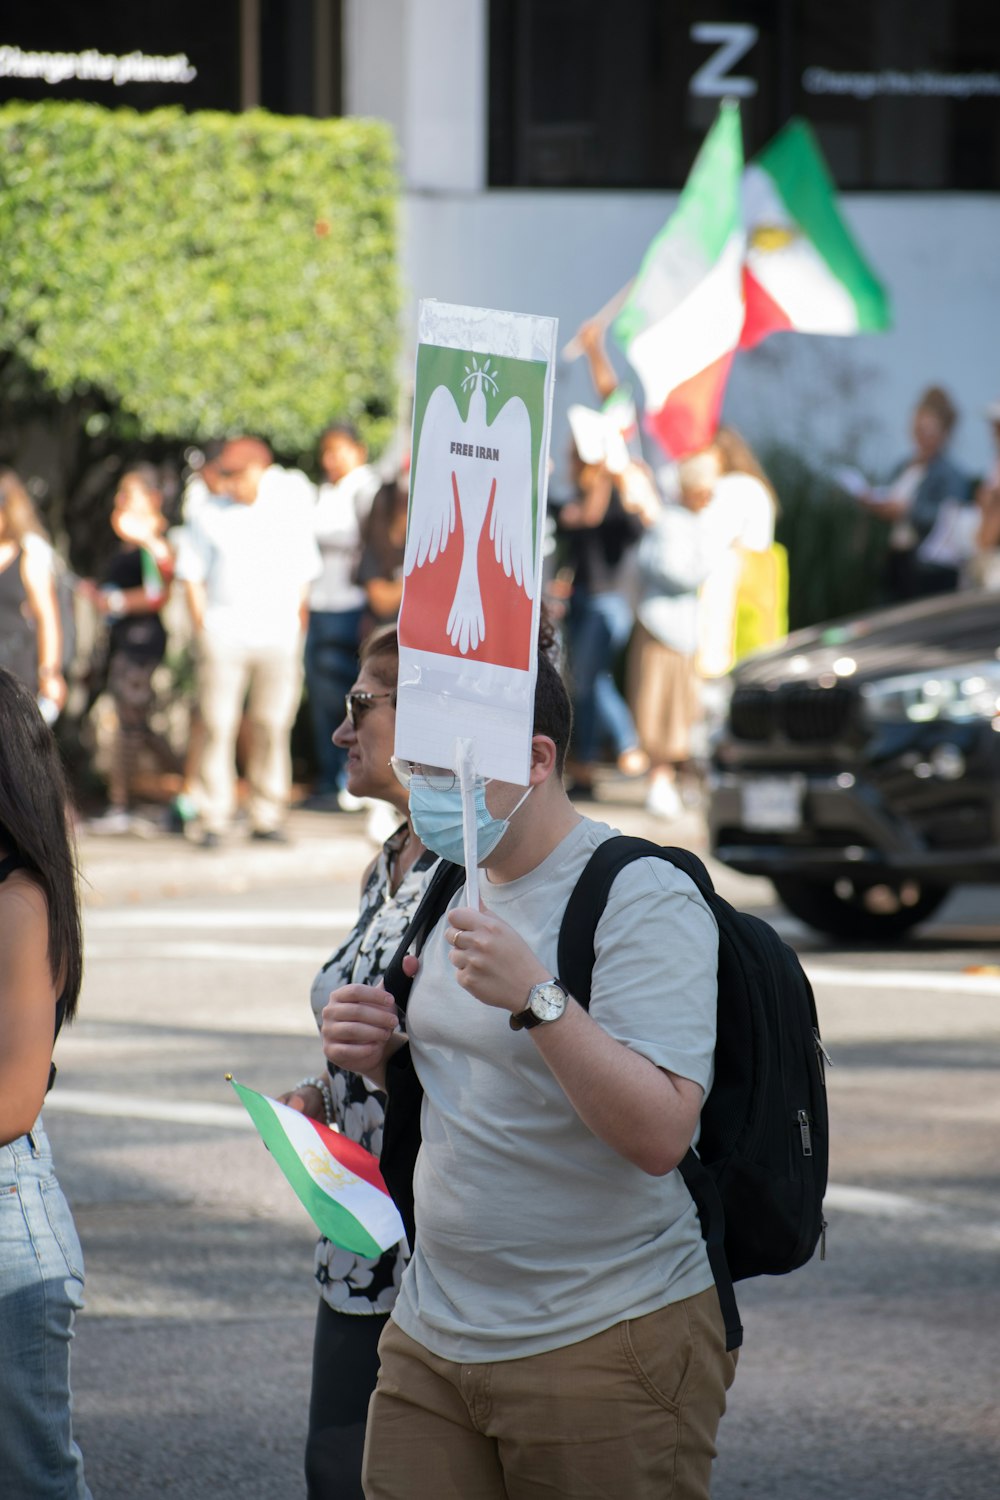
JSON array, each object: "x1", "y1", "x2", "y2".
[{"x1": 860, "y1": 662, "x2": 1000, "y2": 724}]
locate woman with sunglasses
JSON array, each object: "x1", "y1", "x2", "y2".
[{"x1": 278, "y1": 624, "x2": 437, "y2": 1500}]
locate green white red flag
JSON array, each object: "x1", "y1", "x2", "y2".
[
  {"x1": 229, "y1": 1078, "x2": 405, "y2": 1255},
  {"x1": 740, "y1": 118, "x2": 891, "y2": 349},
  {"x1": 613, "y1": 101, "x2": 745, "y2": 459},
  {"x1": 610, "y1": 106, "x2": 889, "y2": 457}
]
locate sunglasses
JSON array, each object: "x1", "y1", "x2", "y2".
[{"x1": 344, "y1": 690, "x2": 395, "y2": 728}]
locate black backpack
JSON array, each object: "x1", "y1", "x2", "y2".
[
  {"x1": 380, "y1": 838, "x2": 829, "y2": 1352},
  {"x1": 557, "y1": 836, "x2": 829, "y2": 1351}
]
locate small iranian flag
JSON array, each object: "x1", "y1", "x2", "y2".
[
  {"x1": 229, "y1": 1078, "x2": 405, "y2": 1256},
  {"x1": 614, "y1": 101, "x2": 745, "y2": 458},
  {"x1": 740, "y1": 119, "x2": 891, "y2": 349}
]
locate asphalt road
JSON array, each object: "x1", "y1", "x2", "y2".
[{"x1": 44, "y1": 801, "x2": 1000, "y2": 1499}]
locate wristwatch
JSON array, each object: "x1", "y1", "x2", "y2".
[{"x1": 509, "y1": 978, "x2": 569, "y2": 1031}]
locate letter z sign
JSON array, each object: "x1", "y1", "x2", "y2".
[{"x1": 689, "y1": 22, "x2": 759, "y2": 98}]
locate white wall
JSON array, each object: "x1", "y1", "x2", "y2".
[{"x1": 345, "y1": 0, "x2": 485, "y2": 191}]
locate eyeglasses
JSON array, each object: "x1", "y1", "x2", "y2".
[
  {"x1": 390, "y1": 757, "x2": 458, "y2": 792},
  {"x1": 344, "y1": 690, "x2": 395, "y2": 728},
  {"x1": 389, "y1": 757, "x2": 491, "y2": 793}
]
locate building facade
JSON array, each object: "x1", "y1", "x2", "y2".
[{"x1": 3, "y1": 0, "x2": 998, "y2": 473}]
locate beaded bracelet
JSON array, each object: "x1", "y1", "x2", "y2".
[{"x1": 293, "y1": 1075, "x2": 334, "y2": 1127}]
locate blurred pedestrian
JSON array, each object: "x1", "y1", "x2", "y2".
[
  {"x1": 697, "y1": 427, "x2": 782, "y2": 680},
  {"x1": 303, "y1": 423, "x2": 380, "y2": 811},
  {"x1": 629, "y1": 449, "x2": 730, "y2": 820},
  {"x1": 857, "y1": 386, "x2": 973, "y2": 602},
  {"x1": 356, "y1": 462, "x2": 410, "y2": 632},
  {"x1": 278, "y1": 626, "x2": 437, "y2": 1500},
  {"x1": 965, "y1": 397, "x2": 1000, "y2": 589},
  {"x1": 0, "y1": 468, "x2": 66, "y2": 719},
  {"x1": 166, "y1": 444, "x2": 229, "y2": 832},
  {"x1": 78, "y1": 465, "x2": 180, "y2": 833},
  {"x1": 174, "y1": 437, "x2": 321, "y2": 847},
  {"x1": 0, "y1": 666, "x2": 90, "y2": 1499},
  {"x1": 557, "y1": 449, "x2": 647, "y2": 797}
]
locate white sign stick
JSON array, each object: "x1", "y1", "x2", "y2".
[{"x1": 456, "y1": 737, "x2": 480, "y2": 911}]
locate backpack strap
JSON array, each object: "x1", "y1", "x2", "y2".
[
  {"x1": 376, "y1": 859, "x2": 466, "y2": 1250},
  {"x1": 381, "y1": 859, "x2": 466, "y2": 1015},
  {"x1": 556, "y1": 836, "x2": 715, "y2": 1005},
  {"x1": 556, "y1": 835, "x2": 743, "y2": 1352}
]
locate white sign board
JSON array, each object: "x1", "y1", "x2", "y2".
[{"x1": 395, "y1": 300, "x2": 558, "y2": 787}]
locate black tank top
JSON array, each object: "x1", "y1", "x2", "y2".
[
  {"x1": 0, "y1": 551, "x2": 39, "y2": 693},
  {"x1": 0, "y1": 854, "x2": 65, "y2": 1089}
]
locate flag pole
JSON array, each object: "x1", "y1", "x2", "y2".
[{"x1": 561, "y1": 279, "x2": 634, "y2": 363}]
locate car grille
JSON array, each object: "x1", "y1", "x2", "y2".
[{"x1": 730, "y1": 684, "x2": 856, "y2": 743}]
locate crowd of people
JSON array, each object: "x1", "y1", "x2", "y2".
[{"x1": 1, "y1": 368, "x2": 997, "y2": 844}]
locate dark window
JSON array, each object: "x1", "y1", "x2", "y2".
[
  {"x1": 0, "y1": 0, "x2": 343, "y2": 118},
  {"x1": 489, "y1": 0, "x2": 1000, "y2": 189},
  {"x1": 0, "y1": 0, "x2": 242, "y2": 113}
]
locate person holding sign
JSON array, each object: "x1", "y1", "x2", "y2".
[
  {"x1": 322, "y1": 651, "x2": 736, "y2": 1500},
  {"x1": 277, "y1": 625, "x2": 437, "y2": 1500}
]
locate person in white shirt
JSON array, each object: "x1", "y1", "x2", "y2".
[
  {"x1": 696, "y1": 427, "x2": 778, "y2": 681},
  {"x1": 303, "y1": 423, "x2": 381, "y2": 811},
  {"x1": 174, "y1": 437, "x2": 320, "y2": 847}
]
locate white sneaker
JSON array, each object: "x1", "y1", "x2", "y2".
[{"x1": 645, "y1": 778, "x2": 682, "y2": 821}]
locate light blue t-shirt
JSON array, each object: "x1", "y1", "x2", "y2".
[{"x1": 391, "y1": 817, "x2": 719, "y2": 1363}]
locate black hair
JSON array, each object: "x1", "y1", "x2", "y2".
[
  {"x1": 0, "y1": 669, "x2": 83, "y2": 1020},
  {"x1": 320, "y1": 420, "x2": 364, "y2": 449},
  {"x1": 119, "y1": 463, "x2": 163, "y2": 498},
  {"x1": 533, "y1": 649, "x2": 573, "y2": 775}
]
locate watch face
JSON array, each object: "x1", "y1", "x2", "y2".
[{"x1": 530, "y1": 981, "x2": 567, "y2": 1022}]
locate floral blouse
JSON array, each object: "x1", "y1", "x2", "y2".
[{"x1": 309, "y1": 825, "x2": 437, "y2": 1315}]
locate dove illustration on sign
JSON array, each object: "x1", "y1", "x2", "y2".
[{"x1": 404, "y1": 356, "x2": 535, "y2": 655}]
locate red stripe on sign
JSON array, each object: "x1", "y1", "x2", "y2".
[
  {"x1": 303, "y1": 1114, "x2": 392, "y2": 1195},
  {"x1": 738, "y1": 265, "x2": 795, "y2": 350}
]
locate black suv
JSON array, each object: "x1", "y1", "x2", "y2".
[{"x1": 708, "y1": 589, "x2": 1000, "y2": 939}]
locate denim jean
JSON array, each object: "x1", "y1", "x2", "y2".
[
  {"x1": 567, "y1": 590, "x2": 639, "y2": 764},
  {"x1": 305, "y1": 608, "x2": 365, "y2": 793},
  {"x1": 0, "y1": 1121, "x2": 92, "y2": 1499}
]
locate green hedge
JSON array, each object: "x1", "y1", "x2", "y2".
[
  {"x1": 766, "y1": 444, "x2": 889, "y2": 630},
  {"x1": 0, "y1": 102, "x2": 400, "y2": 458}
]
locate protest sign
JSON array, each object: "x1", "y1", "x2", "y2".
[{"x1": 396, "y1": 300, "x2": 558, "y2": 790}]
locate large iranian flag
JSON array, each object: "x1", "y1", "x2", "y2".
[
  {"x1": 740, "y1": 119, "x2": 891, "y2": 349},
  {"x1": 613, "y1": 101, "x2": 745, "y2": 458},
  {"x1": 230, "y1": 1078, "x2": 405, "y2": 1255}
]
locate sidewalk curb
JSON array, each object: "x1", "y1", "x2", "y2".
[{"x1": 76, "y1": 799, "x2": 712, "y2": 906}]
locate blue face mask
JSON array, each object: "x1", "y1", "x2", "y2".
[{"x1": 409, "y1": 779, "x2": 531, "y2": 866}]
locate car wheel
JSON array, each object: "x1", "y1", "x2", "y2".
[{"x1": 771, "y1": 876, "x2": 951, "y2": 941}]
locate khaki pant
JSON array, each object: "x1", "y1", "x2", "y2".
[
  {"x1": 362, "y1": 1288, "x2": 737, "y2": 1500},
  {"x1": 196, "y1": 634, "x2": 303, "y2": 834},
  {"x1": 628, "y1": 624, "x2": 701, "y2": 767}
]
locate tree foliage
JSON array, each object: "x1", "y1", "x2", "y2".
[{"x1": 0, "y1": 101, "x2": 400, "y2": 463}]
